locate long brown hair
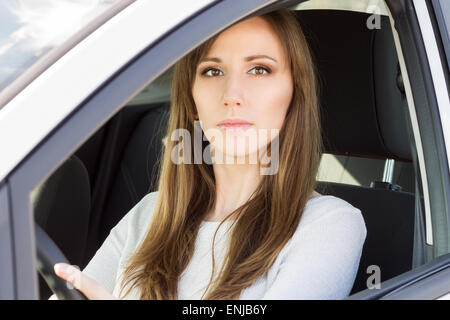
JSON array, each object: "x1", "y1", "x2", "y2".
[{"x1": 119, "y1": 8, "x2": 322, "y2": 300}]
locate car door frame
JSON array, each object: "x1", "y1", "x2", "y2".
[
  {"x1": 0, "y1": 182, "x2": 14, "y2": 299},
  {"x1": 384, "y1": 0, "x2": 450, "y2": 300},
  {"x1": 1, "y1": 0, "x2": 449, "y2": 300},
  {"x1": 348, "y1": 0, "x2": 450, "y2": 299},
  {"x1": 0, "y1": 0, "x2": 295, "y2": 300}
]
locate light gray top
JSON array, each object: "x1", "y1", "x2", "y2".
[{"x1": 82, "y1": 191, "x2": 367, "y2": 299}]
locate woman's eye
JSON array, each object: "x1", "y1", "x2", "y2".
[
  {"x1": 202, "y1": 68, "x2": 223, "y2": 77},
  {"x1": 200, "y1": 66, "x2": 270, "y2": 77},
  {"x1": 248, "y1": 66, "x2": 270, "y2": 75}
]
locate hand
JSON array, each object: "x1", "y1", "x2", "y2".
[{"x1": 53, "y1": 263, "x2": 118, "y2": 300}]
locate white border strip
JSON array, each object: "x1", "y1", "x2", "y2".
[
  {"x1": 414, "y1": 0, "x2": 450, "y2": 243},
  {"x1": 413, "y1": 0, "x2": 450, "y2": 167},
  {"x1": 437, "y1": 291, "x2": 450, "y2": 300},
  {"x1": 386, "y1": 4, "x2": 433, "y2": 245}
]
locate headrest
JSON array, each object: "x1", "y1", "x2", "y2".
[{"x1": 294, "y1": 10, "x2": 412, "y2": 161}]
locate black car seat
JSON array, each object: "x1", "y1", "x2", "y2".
[
  {"x1": 97, "y1": 104, "x2": 168, "y2": 243},
  {"x1": 81, "y1": 103, "x2": 169, "y2": 267},
  {"x1": 33, "y1": 155, "x2": 91, "y2": 299},
  {"x1": 294, "y1": 10, "x2": 416, "y2": 293}
]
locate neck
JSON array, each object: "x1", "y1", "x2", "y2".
[
  {"x1": 204, "y1": 157, "x2": 262, "y2": 222},
  {"x1": 202, "y1": 151, "x2": 321, "y2": 222}
]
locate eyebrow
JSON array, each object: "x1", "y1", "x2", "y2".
[{"x1": 199, "y1": 54, "x2": 278, "y2": 64}]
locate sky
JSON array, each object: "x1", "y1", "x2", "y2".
[{"x1": 0, "y1": 0, "x2": 118, "y2": 91}]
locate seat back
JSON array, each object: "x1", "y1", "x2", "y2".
[
  {"x1": 316, "y1": 182, "x2": 415, "y2": 294},
  {"x1": 295, "y1": 9, "x2": 417, "y2": 293},
  {"x1": 98, "y1": 104, "x2": 168, "y2": 243},
  {"x1": 33, "y1": 155, "x2": 91, "y2": 299}
]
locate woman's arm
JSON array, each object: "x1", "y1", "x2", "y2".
[{"x1": 261, "y1": 206, "x2": 367, "y2": 300}]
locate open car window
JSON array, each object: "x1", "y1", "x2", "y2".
[
  {"x1": 0, "y1": 0, "x2": 122, "y2": 92},
  {"x1": 32, "y1": 4, "x2": 427, "y2": 300},
  {"x1": 1, "y1": 0, "x2": 446, "y2": 300},
  {"x1": 293, "y1": 0, "x2": 389, "y2": 15}
]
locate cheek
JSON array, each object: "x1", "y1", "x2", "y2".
[
  {"x1": 250, "y1": 77, "x2": 293, "y2": 130},
  {"x1": 192, "y1": 81, "x2": 217, "y2": 129}
]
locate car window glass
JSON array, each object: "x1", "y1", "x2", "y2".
[
  {"x1": 293, "y1": 0, "x2": 389, "y2": 15},
  {"x1": 127, "y1": 67, "x2": 173, "y2": 106},
  {"x1": 317, "y1": 155, "x2": 415, "y2": 194},
  {"x1": 31, "y1": 3, "x2": 434, "y2": 299},
  {"x1": 0, "y1": 0, "x2": 121, "y2": 92},
  {"x1": 437, "y1": 0, "x2": 450, "y2": 36}
]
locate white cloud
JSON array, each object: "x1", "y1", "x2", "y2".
[{"x1": 1, "y1": 0, "x2": 118, "y2": 57}]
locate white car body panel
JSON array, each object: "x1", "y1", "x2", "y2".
[
  {"x1": 0, "y1": 0, "x2": 214, "y2": 182},
  {"x1": 413, "y1": 0, "x2": 450, "y2": 172}
]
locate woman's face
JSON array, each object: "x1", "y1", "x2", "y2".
[{"x1": 192, "y1": 16, "x2": 293, "y2": 162}]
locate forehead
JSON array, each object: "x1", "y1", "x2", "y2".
[{"x1": 206, "y1": 16, "x2": 286, "y2": 62}]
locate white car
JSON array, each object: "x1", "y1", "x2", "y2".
[{"x1": 0, "y1": 0, "x2": 449, "y2": 300}]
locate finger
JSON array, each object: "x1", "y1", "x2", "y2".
[{"x1": 54, "y1": 263, "x2": 116, "y2": 300}]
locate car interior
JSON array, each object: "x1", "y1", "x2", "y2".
[{"x1": 32, "y1": 4, "x2": 426, "y2": 299}]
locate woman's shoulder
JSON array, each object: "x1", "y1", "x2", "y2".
[
  {"x1": 125, "y1": 191, "x2": 160, "y2": 229},
  {"x1": 135, "y1": 191, "x2": 160, "y2": 215},
  {"x1": 274, "y1": 194, "x2": 367, "y2": 266},
  {"x1": 112, "y1": 191, "x2": 159, "y2": 241},
  {"x1": 298, "y1": 194, "x2": 367, "y2": 237}
]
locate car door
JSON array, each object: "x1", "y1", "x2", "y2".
[
  {"x1": 348, "y1": 0, "x2": 450, "y2": 300},
  {"x1": 0, "y1": 0, "x2": 289, "y2": 300},
  {"x1": 0, "y1": 0, "x2": 448, "y2": 300},
  {"x1": 384, "y1": 0, "x2": 450, "y2": 300}
]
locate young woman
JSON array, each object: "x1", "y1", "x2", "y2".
[{"x1": 53, "y1": 8, "x2": 367, "y2": 300}]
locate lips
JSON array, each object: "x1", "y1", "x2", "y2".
[{"x1": 217, "y1": 118, "x2": 253, "y2": 130}]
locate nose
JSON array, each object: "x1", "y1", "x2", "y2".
[
  {"x1": 224, "y1": 99, "x2": 241, "y2": 107},
  {"x1": 222, "y1": 74, "x2": 243, "y2": 108}
]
